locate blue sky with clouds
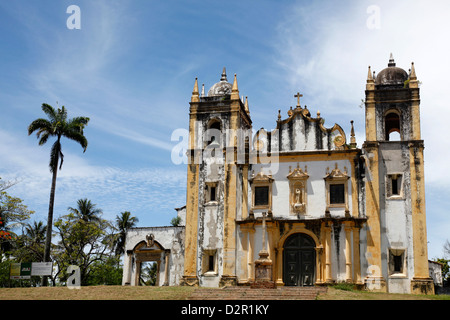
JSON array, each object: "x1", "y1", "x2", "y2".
[{"x1": 1, "y1": 0, "x2": 449, "y2": 259}]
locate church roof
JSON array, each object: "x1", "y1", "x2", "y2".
[
  {"x1": 375, "y1": 54, "x2": 408, "y2": 86},
  {"x1": 207, "y1": 67, "x2": 232, "y2": 96}
]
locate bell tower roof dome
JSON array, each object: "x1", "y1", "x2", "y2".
[
  {"x1": 207, "y1": 67, "x2": 232, "y2": 96},
  {"x1": 375, "y1": 54, "x2": 408, "y2": 86}
]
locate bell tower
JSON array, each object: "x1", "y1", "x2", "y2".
[
  {"x1": 181, "y1": 68, "x2": 252, "y2": 287},
  {"x1": 363, "y1": 54, "x2": 433, "y2": 294}
]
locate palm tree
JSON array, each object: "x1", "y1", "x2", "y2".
[
  {"x1": 113, "y1": 211, "x2": 139, "y2": 256},
  {"x1": 68, "y1": 198, "x2": 102, "y2": 223},
  {"x1": 23, "y1": 221, "x2": 46, "y2": 261},
  {"x1": 28, "y1": 103, "x2": 89, "y2": 285},
  {"x1": 25, "y1": 221, "x2": 47, "y2": 244}
]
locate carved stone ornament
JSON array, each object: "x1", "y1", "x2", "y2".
[
  {"x1": 145, "y1": 233, "x2": 155, "y2": 248},
  {"x1": 249, "y1": 169, "x2": 274, "y2": 183},
  {"x1": 324, "y1": 163, "x2": 349, "y2": 180}
]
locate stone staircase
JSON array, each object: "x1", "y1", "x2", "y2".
[{"x1": 188, "y1": 286, "x2": 328, "y2": 300}]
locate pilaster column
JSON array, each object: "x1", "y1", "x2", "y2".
[
  {"x1": 163, "y1": 250, "x2": 170, "y2": 286},
  {"x1": 352, "y1": 225, "x2": 363, "y2": 284},
  {"x1": 344, "y1": 223, "x2": 353, "y2": 282},
  {"x1": 324, "y1": 222, "x2": 333, "y2": 283},
  {"x1": 247, "y1": 226, "x2": 255, "y2": 282}
]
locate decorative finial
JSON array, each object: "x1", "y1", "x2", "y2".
[
  {"x1": 201, "y1": 84, "x2": 205, "y2": 97},
  {"x1": 317, "y1": 110, "x2": 321, "y2": 118},
  {"x1": 220, "y1": 67, "x2": 227, "y2": 81},
  {"x1": 350, "y1": 120, "x2": 357, "y2": 148},
  {"x1": 367, "y1": 66, "x2": 374, "y2": 82},
  {"x1": 245, "y1": 96, "x2": 250, "y2": 114},
  {"x1": 410, "y1": 62, "x2": 417, "y2": 80},
  {"x1": 191, "y1": 77, "x2": 199, "y2": 102},
  {"x1": 231, "y1": 73, "x2": 239, "y2": 100},
  {"x1": 294, "y1": 92, "x2": 303, "y2": 108},
  {"x1": 278, "y1": 109, "x2": 281, "y2": 121},
  {"x1": 388, "y1": 53, "x2": 396, "y2": 67}
]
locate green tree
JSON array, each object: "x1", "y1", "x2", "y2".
[
  {"x1": 68, "y1": 198, "x2": 102, "y2": 223},
  {"x1": 0, "y1": 178, "x2": 34, "y2": 255},
  {"x1": 85, "y1": 255, "x2": 123, "y2": 285},
  {"x1": 139, "y1": 262, "x2": 157, "y2": 286},
  {"x1": 14, "y1": 221, "x2": 46, "y2": 262},
  {"x1": 28, "y1": 103, "x2": 89, "y2": 285},
  {"x1": 170, "y1": 216, "x2": 181, "y2": 227},
  {"x1": 53, "y1": 199, "x2": 112, "y2": 286},
  {"x1": 112, "y1": 211, "x2": 139, "y2": 256}
]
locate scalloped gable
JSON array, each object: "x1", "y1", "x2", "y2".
[{"x1": 253, "y1": 104, "x2": 348, "y2": 153}]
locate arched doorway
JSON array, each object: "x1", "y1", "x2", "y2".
[
  {"x1": 131, "y1": 237, "x2": 170, "y2": 286},
  {"x1": 283, "y1": 233, "x2": 316, "y2": 286}
]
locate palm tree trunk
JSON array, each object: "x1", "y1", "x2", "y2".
[{"x1": 41, "y1": 152, "x2": 59, "y2": 286}]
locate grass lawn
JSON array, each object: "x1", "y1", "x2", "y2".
[{"x1": 0, "y1": 285, "x2": 448, "y2": 300}]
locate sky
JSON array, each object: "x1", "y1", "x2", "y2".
[{"x1": 0, "y1": 0, "x2": 449, "y2": 260}]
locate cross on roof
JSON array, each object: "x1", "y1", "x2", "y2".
[{"x1": 294, "y1": 92, "x2": 303, "y2": 107}]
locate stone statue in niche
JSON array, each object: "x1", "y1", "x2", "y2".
[
  {"x1": 293, "y1": 187, "x2": 305, "y2": 212},
  {"x1": 287, "y1": 163, "x2": 308, "y2": 215}
]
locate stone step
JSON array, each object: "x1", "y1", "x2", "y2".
[{"x1": 188, "y1": 286, "x2": 327, "y2": 300}]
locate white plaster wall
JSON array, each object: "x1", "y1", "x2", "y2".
[
  {"x1": 250, "y1": 160, "x2": 353, "y2": 218},
  {"x1": 379, "y1": 144, "x2": 413, "y2": 293},
  {"x1": 198, "y1": 204, "x2": 223, "y2": 287},
  {"x1": 122, "y1": 226, "x2": 185, "y2": 286}
]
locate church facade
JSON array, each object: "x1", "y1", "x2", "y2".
[{"x1": 122, "y1": 56, "x2": 434, "y2": 294}]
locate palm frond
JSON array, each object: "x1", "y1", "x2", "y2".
[
  {"x1": 38, "y1": 132, "x2": 50, "y2": 146},
  {"x1": 69, "y1": 116, "x2": 90, "y2": 128},
  {"x1": 27, "y1": 118, "x2": 52, "y2": 137},
  {"x1": 57, "y1": 106, "x2": 68, "y2": 122},
  {"x1": 63, "y1": 128, "x2": 88, "y2": 151},
  {"x1": 41, "y1": 103, "x2": 57, "y2": 122}
]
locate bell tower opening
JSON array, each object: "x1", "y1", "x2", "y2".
[
  {"x1": 206, "y1": 119, "x2": 222, "y2": 147},
  {"x1": 385, "y1": 111, "x2": 401, "y2": 141}
]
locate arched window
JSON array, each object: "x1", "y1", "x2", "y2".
[
  {"x1": 206, "y1": 119, "x2": 222, "y2": 146},
  {"x1": 385, "y1": 111, "x2": 401, "y2": 141}
]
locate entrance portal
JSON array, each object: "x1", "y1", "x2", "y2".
[{"x1": 283, "y1": 233, "x2": 316, "y2": 286}]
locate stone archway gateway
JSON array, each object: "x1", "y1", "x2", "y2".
[
  {"x1": 129, "y1": 236, "x2": 170, "y2": 286},
  {"x1": 283, "y1": 233, "x2": 316, "y2": 286}
]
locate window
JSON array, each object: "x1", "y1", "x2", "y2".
[
  {"x1": 205, "y1": 182, "x2": 218, "y2": 204},
  {"x1": 324, "y1": 163, "x2": 350, "y2": 213},
  {"x1": 393, "y1": 255, "x2": 402, "y2": 273},
  {"x1": 389, "y1": 249, "x2": 406, "y2": 276},
  {"x1": 330, "y1": 184, "x2": 345, "y2": 204},
  {"x1": 387, "y1": 174, "x2": 403, "y2": 198},
  {"x1": 202, "y1": 249, "x2": 217, "y2": 275},
  {"x1": 250, "y1": 170, "x2": 274, "y2": 211},
  {"x1": 208, "y1": 255, "x2": 215, "y2": 272},
  {"x1": 210, "y1": 186, "x2": 216, "y2": 201},
  {"x1": 254, "y1": 186, "x2": 269, "y2": 206}
]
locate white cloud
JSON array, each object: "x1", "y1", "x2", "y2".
[
  {"x1": 272, "y1": 0, "x2": 450, "y2": 258},
  {"x1": 0, "y1": 127, "x2": 186, "y2": 227}
]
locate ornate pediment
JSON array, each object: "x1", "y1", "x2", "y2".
[
  {"x1": 287, "y1": 163, "x2": 309, "y2": 180},
  {"x1": 249, "y1": 169, "x2": 274, "y2": 183},
  {"x1": 324, "y1": 163, "x2": 349, "y2": 180}
]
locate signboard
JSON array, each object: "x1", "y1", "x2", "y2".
[
  {"x1": 10, "y1": 262, "x2": 52, "y2": 279},
  {"x1": 31, "y1": 262, "x2": 53, "y2": 276},
  {"x1": 10, "y1": 262, "x2": 31, "y2": 279},
  {"x1": 9, "y1": 263, "x2": 21, "y2": 279}
]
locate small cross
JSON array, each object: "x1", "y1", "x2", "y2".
[{"x1": 294, "y1": 92, "x2": 303, "y2": 107}]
